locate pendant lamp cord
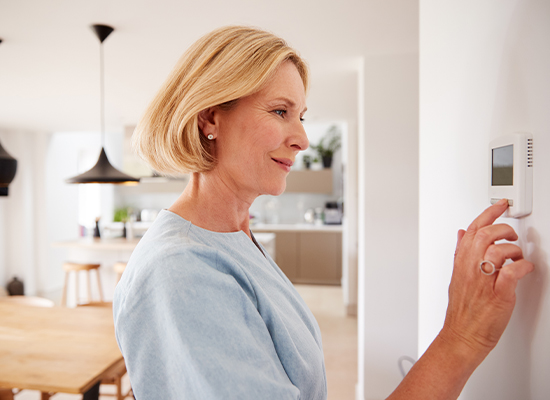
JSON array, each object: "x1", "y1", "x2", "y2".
[{"x1": 99, "y1": 42, "x2": 105, "y2": 147}]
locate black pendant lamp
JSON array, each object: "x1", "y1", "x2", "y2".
[
  {"x1": 0, "y1": 139, "x2": 17, "y2": 197},
  {"x1": 0, "y1": 39, "x2": 18, "y2": 196},
  {"x1": 66, "y1": 24, "x2": 139, "y2": 185}
]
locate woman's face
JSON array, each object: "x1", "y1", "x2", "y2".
[{"x1": 207, "y1": 61, "x2": 309, "y2": 199}]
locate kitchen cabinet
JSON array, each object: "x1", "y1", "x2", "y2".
[
  {"x1": 272, "y1": 232, "x2": 299, "y2": 280},
  {"x1": 298, "y1": 232, "x2": 341, "y2": 284},
  {"x1": 253, "y1": 228, "x2": 342, "y2": 285},
  {"x1": 284, "y1": 169, "x2": 333, "y2": 193}
]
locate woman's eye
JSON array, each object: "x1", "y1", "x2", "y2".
[
  {"x1": 274, "y1": 109, "x2": 287, "y2": 117},
  {"x1": 300, "y1": 117, "x2": 305, "y2": 123}
]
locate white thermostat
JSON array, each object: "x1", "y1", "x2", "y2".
[{"x1": 488, "y1": 133, "x2": 533, "y2": 218}]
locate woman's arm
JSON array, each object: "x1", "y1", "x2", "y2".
[{"x1": 387, "y1": 199, "x2": 534, "y2": 399}]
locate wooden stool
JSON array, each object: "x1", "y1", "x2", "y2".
[
  {"x1": 61, "y1": 262, "x2": 104, "y2": 307},
  {"x1": 114, "y1": 262, "x2": 127, "y2": 285}
]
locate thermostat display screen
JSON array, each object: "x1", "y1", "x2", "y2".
[{"x1": 492, "y1": 145, "x2": 514, "y2": 186}]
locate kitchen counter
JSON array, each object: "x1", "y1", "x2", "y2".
[
  {"x1": 251, "y1": 223, "x2": 343, "y2": 233},
  {"x1": 54, "y1": 233, "x2": 276, "y2": 252},
  {"x1": 53, "y1": 237, "x2": 141, "y2": 251}
]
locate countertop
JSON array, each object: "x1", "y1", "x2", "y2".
[
  {"x1": 251, "y1": 223, "x2": 343, "y2": 233},
  {"x1": 53, "y1": 233, "x2": 276, "y2": 251},
  {"x1": 52, "y1": 238, "x2": 141, "y2": 251}
]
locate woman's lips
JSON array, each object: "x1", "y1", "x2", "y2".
[{"x1": 272, "y1": 157, "x2": 293, "y2": 172}]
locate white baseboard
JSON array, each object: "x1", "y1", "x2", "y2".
[{"x1": 355, "y1": 383, "x2": 364, "y2": 400}]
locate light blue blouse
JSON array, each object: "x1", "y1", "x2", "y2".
[{"x1": 113, "y1": 210, "x2": 327, "y2": 399}]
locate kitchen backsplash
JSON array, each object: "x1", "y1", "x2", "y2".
[
  {"x1": 114, "y1": 190, "x2": 338, "y2": 225},
  {"x1": 249, "y1": 193, "x2": 339, "y2": 224}
]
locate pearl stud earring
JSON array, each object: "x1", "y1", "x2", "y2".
[{"x1": 207, "y1": 134, "x2": 214, "y2": 140}]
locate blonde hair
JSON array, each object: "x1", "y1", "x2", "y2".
[{"x1": 133, "y1": 25, "x2": 309, "y2": 175}]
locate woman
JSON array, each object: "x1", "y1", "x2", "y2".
[{"x1": 113, "y1": 26, "x2": 533, "y2": 399}]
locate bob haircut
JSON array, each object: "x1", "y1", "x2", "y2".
[{"x1": 133, "y1": 25, "x2": 309, "y2": 175}]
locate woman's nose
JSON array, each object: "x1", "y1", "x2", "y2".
[{"x1": 290, "y1": 121, "x2": 309, "y2": 151}]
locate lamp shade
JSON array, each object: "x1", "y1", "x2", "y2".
[
  {"x1": 66, "y1": 147, "x2": 139, "y2": 185},
  {"x1": 0, "y1": 140, "x2": 17, "y2": 196},
  {"x1": 65, "y1": 24, "x2": 139, "y2": 185}
]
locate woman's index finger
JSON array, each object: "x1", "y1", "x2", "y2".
[{"x1": 467, "y1": 199, "x2": 509, "y2": 233}]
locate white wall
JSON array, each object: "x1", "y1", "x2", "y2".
[
  {"x1": 357, "y1": 2, "x2": 420, "y2": 398},
  {"x1": 0, "y1": 132, "x2": 11, "y2": 287},
  {"x1": 358, "y1": 53, "x2": 419, "y2": 400},
  {"x1": 420, "y1": 0, "x2": 550, "y2": 399},
  {"x1": 0, "y1": 130, "x2": 45, "y2": 295},
  {"x1": 0, "y1": 132, "x2": 14, "y2": 288}
]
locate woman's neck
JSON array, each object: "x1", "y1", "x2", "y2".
[{"x1": 168, "y1": 172, "x2": 255, "y2": 238}]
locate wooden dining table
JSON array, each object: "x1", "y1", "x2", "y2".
[{"x1": 0, "y1": 302, "x2": 123, "y2": 400}]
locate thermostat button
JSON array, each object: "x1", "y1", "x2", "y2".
[{"x1": 490, "y1": 198, "x2": 513, "y2": 206}]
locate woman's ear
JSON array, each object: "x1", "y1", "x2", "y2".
[{"x1": 197, "y1": 107, "x2": 218, "y2": 140}]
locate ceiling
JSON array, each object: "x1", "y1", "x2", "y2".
[{"x1": 0, "y1": 0, "x2": 417, "y2": 133}]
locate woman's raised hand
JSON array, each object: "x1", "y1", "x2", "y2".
[
  {"x1": 441, "y1": 198, "x2": 534, "y2": 357},
  {"x1": 387, "y1": 200, "x2": 534, "y2": 400}
]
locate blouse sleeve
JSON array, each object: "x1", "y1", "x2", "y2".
[{"x1": 113, "y1": 246, "x2": 301, "y2": 400}]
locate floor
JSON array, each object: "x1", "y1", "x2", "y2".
[
  {"x1": 295, "y1": 284, "x2": 358, "y2": 400},
  {"x1": 15, "y1": 284, "x2": 357, "y2": 400}
]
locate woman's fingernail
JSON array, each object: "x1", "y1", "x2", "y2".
[{"x1": 498, "y1": 198, "x2": 508, "y2": 205}]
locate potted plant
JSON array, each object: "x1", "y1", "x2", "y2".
[
  {"x1": 114, "y1": 207, "x2": 130, "y2": 238},
  {"x1": 302, "y1": 155, "x2": 312, "y2": 169},
  {"x1": 113, "y1": 207, "x2": 129, "y2": 223},
  {"x1": 311, "y1": 156, "x2": 323, "y2": 170},
  {"x1": 311, "y1": 125, "x2": 341, "y2": 168}
]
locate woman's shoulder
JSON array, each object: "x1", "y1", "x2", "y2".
[
  {"x1": 128, "y1": 211, "x2": 219, "y2": 277},
  {"x1": 120, "y1": 210, "x2": 256, "y2": 298}
]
